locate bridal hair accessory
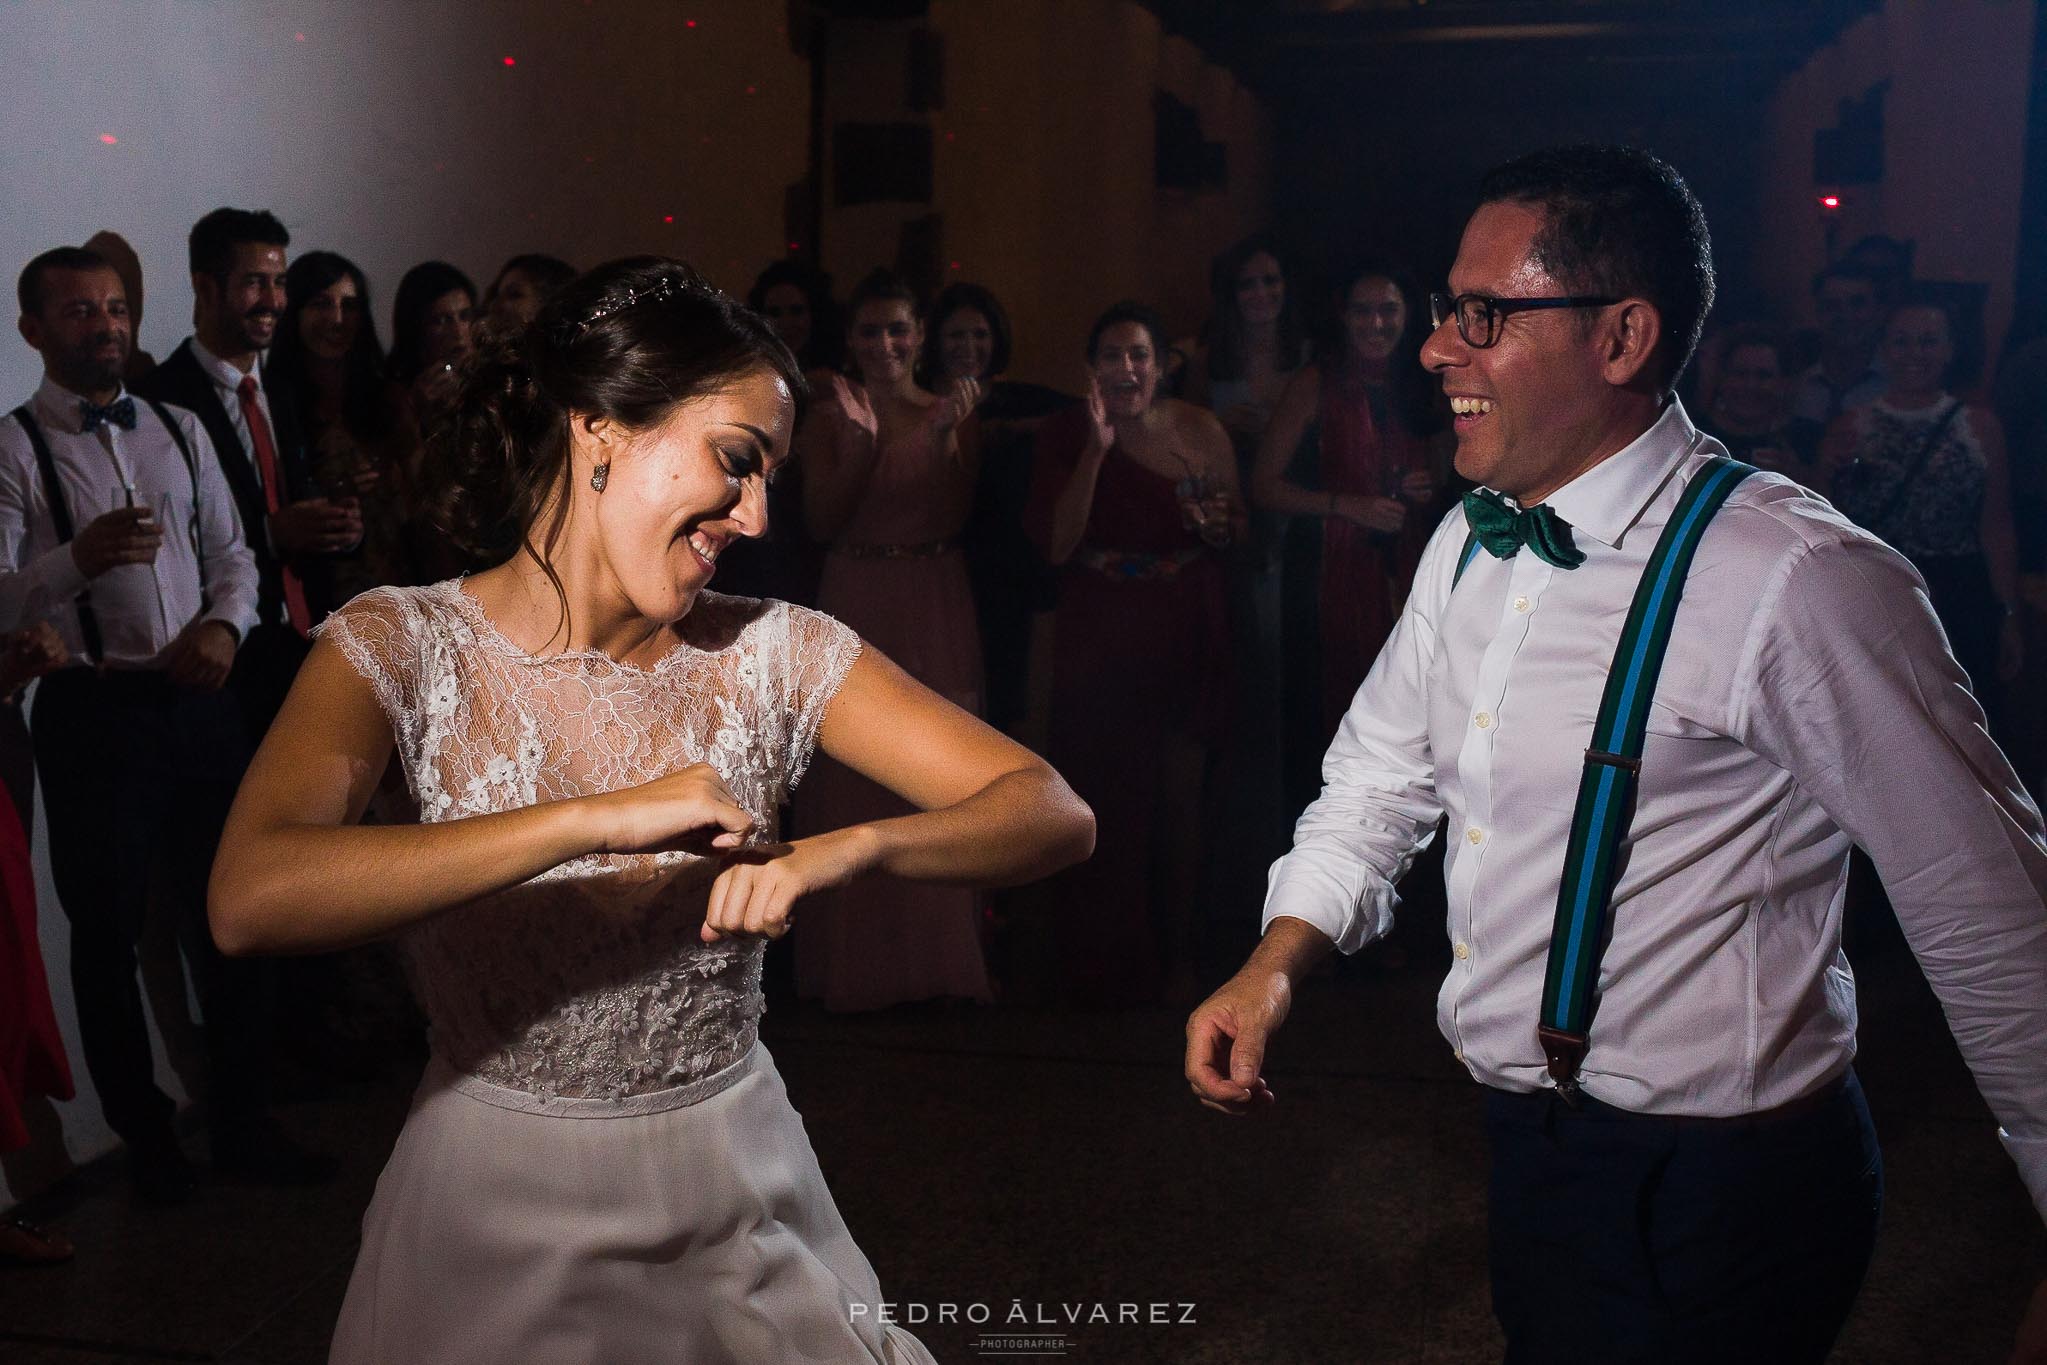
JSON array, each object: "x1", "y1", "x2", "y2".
[
  {"x1": 555, "y1": 268, "x2": 728, "y2": 343},
  {"x1": 590, "y1": 461, "x2": 610, "y2": 493}
]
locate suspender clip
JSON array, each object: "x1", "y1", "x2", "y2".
[
  {"x1": 1537, "y1": 1025, "x2": 1588, "y2": 1109},
  {"x1": 1582, "y1": 747, "x2": 1643, "y2": 774}
]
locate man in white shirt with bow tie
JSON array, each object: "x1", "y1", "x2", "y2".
[
  {"x1": 1186, "y1": 146, "x2": 2047, "y2": 1363},
  {"x1": 0, "y1": 245, "x2": 323, "y2": 1205}
]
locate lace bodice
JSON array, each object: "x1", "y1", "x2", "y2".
[{"x1": 316, "y1": 580, "x2": 861, "y2": 1100}]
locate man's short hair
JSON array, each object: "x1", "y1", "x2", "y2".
[
  {"x1": 1810, "y1": 261, "x2": 1883, "y2": 298},
  {"x1": 1477, "y1": 144, "x2": 1715, "y2": 393},
  {"x1": 18, "y1": 246, "x2": 114, "y2": 318},
  {"x1": 188, "y1": 207, "x2": 289, "y2": 280}
]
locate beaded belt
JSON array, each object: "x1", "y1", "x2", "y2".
[
  {"x1": 833, "y1": 537, "x2": 960, "y2": 561},
  {"x1": 1074, "y1": 547, "x2": 1204, "y2": 582}
]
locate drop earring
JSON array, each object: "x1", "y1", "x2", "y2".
[{"x1": 590, "y1": 462, "x2": 610, "y2": 492}]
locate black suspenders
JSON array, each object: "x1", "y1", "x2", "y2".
[{"x1": 10, "y1": 400, "x2": 207, "y2": 663}]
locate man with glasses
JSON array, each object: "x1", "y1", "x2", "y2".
[{"x1": 1186, "y1": 145, "x2": 2047, "y2": 1362}]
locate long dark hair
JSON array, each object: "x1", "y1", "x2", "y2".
[
  {"x1": 427, "y1": 256, "x2": 807, "y2": 604},
  {"x1": 270, "y1": 251, "x2": 392, "y2": 444},
  {"x1": 1204, "y1": 234, "x2": 1305, "y2": 383},
  {"x1": 388, "y1": 260, "x2": 477, "y2": 384},
  {"x1": 1326, "y1": 262, "x2": 1436, "y2": 437},
  {"x1": 746, "y1": 259, "x2": 842, "y2": 371},
  {"x1": 921, "y1": 282, "x2": 1013, "y2": 383}
]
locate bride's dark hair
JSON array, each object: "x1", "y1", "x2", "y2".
[{"x1": 427, "y1": 256, "x2": 805, "y2": 589}]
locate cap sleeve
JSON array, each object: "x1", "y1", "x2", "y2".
[
  {"x1": 310, "y1": 586, "x2": 426, "y2": 753},
  {"x1": 768, "y1": 601, "x2": 862, "y2": 805}
]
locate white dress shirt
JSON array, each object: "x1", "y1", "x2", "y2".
[
  {"x1": 0, "y1": 374, "x2": 261, "y2": 664},
  {"x1": 189, "y1": 335, "x2": 273, "y2": 494},
  {"x1": 1264, "y1": 399, "x2": 2047, "y2": 1219},
  {"x1": 1790, "y1": 358, "x2": 1886, "y2": 427}
]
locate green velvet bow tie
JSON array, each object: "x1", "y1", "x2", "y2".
[{"x1": 1461, "y1": 489, "x2": 1586, "y2": 570}]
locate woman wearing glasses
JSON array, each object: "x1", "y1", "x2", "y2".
[{"x1": 1251, "y1": 266, "x2": 1446, "y2": 815}]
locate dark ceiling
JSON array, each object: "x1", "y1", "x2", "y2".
[
  {"x1": 1138, "y1": 0, "x2": 1890, "y2": 319},
  {"x1": 1146, "y1": 0, "x2": 1883, "y2": 109}
]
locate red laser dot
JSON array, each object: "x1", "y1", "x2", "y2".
[
  {"x1": 294, "y1": 32, "x2": 306, "y2": 41},
  {"x1": 1820, "y1": 195, "x2": 1841, "y2": 209},
  {"x1": 949, "y1": 260, "x2": 961, "y2": 271},
  {"x1": 787, "y1": 242, "x2": 800, "y2": 251},
  {"x1": 503, "y1": 56, "x2": 516, "y2": 67},
  {"x1": 944, "y1": 131, "x2": 955, "y2": 142},
  {"x1": 686, "y1": 19, "x2": 697, "y2": 27},
  {"x1": 99, "y1": 133, "x2": 118, "y2": 145},
  {"x1": 745, "y1": 85, "x2": 756, "y2": 94},
  {"x1": 663, "y1": 215, "x2": 675, "y2": 224}
]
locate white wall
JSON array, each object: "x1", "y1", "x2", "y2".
[
  {"x1": 0, "y1": 0, "x2": 810, "y2": 398},
  {"x1": 0, "y1": 0, "x2": 810, "y2": 1205}
]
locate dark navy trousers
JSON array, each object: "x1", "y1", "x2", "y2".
[{"x1": 1484, "y1": 1070, "x2": 1883, "y2": 1364}]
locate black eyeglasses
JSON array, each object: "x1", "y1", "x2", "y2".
[{"x1": 1428, "y1": 292, "x2": 1621, "y2": 348}]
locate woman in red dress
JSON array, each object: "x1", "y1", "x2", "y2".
[
  {"x1": 1, "y1": 622, "x2": 76, "y2": 1264},
  {"x1": 1028, "y1": 303, "x2": 1244, "y2": 1004},
  {"x1": 1252, "y1": 267, "x2": 1445, "y2": 814}
]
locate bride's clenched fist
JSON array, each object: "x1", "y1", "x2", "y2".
[{"x1": 701, "y1": 826, "x2": 880, "y2": 943}]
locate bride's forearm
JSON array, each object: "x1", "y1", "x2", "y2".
[
  {"x1": 209, "y1": 797, "x2": 600, "y2": 957},
  {"x1": 856, "y1": 765, "x2": 1094, "y2": 887}
]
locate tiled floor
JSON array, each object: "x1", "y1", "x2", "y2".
[{"x1": 2, "y1": 939, "x2": 2040, "y2": 1363}]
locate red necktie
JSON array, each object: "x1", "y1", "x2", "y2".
[{"x1": 237, "y1": 374, "x2": 311, "y2": 635}]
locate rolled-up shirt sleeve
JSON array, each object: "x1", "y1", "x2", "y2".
[
  {"x1": 179, "y1": 414, "x2": 260, "y2": 642},
  {"x1": 1261, "y1": 528, "x2": 1448, "y2": 955},
  {"x1": 1736, "y1": 531, "x2": 2047, "y2": 1221}
]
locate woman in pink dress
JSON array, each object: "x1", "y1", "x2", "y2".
[{"x1": 795, "y1": 270, "x2": 994, "y2": 1010}]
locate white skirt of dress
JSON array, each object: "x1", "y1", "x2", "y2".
[{"x1": 330, "y1": 1043, "x2": 936, "y2": 1365}]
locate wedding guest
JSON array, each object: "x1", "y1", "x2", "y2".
[
  {"x1": 4, "y1": 246, "x2": 322, "y2": 1201},
  {"x1": 1791, "y1": 263, "x2": 1886, "y2": 434},
  {"x1": 387, "y1": 262, "x2": 478, "y2": 581},
  {"x1": 479, "y1": 253, "x2": 575, "y2": 339},
  {"x1": 1699, "y1": 324, "x2": 1810, "y2": 479},
  {"x1": 747, "y1": 259, "x2": 843, "y2": 374},
  {"x1": 269, "y1": 251, "x2": 411, "y2": 599},
  {"x1": 80, "y1": 231, "x2": 156, "y2": 381},
  {"x1": 1822, "y1": 293, "x2": 2023, "y2": 717},
  {"x1": 794, "y1": 269, "x2": 992, "y2": 1010},
  {"x1": 0, "y1": 622, "x2": 72, "y2": 1264},
  {"x1": 134, "y1": 208, "x2": 360, "y2": 734},
  {"x1": 922, "y1": 282, "x2": 1073, "y2": 734},
  {"x1": 1182, "y1": 236, "x2": 1310, "y2": 458},
  {"x1": 1251, "y1": 265, "x2": 1443, "y2": 812},
  {"x1": 1028, "y1": 302, "x2": 1244, "y2": 1004},
  {"x1": 208, "y1": 256, "x2": 1091, "y2": 1361}
]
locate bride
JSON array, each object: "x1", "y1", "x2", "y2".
[{"x1": 208, "y1": 256, "x2": 1094, "y2": 1364}]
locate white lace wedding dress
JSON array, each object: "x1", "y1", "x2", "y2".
[{"x1": 319, "y1": 580, "x2": 935, "y2": 1365}]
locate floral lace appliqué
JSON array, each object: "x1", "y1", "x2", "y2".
[{"x1": 314, "y1": 581, "x2": 862, "y2": 1101}]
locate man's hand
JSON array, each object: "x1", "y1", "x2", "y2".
[
  {"x1": 160, "y1": 619, "x2": 236, "y2": 691},
  {"x1": 269, "y1": 498, "x2": 363, "y2": 558},
  {"x1": 2011, "y1": 1277, "x2": 2047, "y2": 1365},
  {"x1": 1184, "y1": 966, "x2": 1290, "y2": 1114},
  {"x1": 0, "y1": 623, "x2": 67, "y2": 698},
  {"x1": 70, "y1": 507, "x2": 162, "y2": 578}
]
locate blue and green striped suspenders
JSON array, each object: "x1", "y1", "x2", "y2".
[{"x1": 1451, "y1": 456, "x2": 1756, "y2": 1102}]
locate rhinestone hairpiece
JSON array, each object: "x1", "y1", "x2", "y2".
[{"x1": 556, "y1": 270, "x2": 728, "y2": 341}]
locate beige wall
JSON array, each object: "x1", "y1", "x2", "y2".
[
  {"x1": 822, "y1": 0, "x2": 1273, "y2": 389},
  {"x1": 1759, "y1": 0, "x2": 2036, "y2": 360}
]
